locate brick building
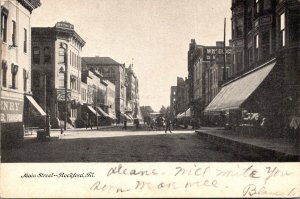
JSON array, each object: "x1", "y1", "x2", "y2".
[
  {"x1": 31, "y1": 21, "x2": 85, "y2": 128},
  {"x1": 205, "y1": 0, "x2": 300, "y2": 133}
]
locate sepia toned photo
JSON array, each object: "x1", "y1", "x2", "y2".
[{"x1": 0, "y1": 0, "x2": 299, "y2": 198}]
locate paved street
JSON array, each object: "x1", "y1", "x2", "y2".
[{"x1": 1, "y1": 125, "x2": 250, "y2": 162}]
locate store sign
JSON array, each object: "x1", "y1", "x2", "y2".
[
  {"x1": 57, "y1": 90, "x2": 71, "y2": 101},
  {"x1": 0, "y1": 98, "x2": 23, "y2": 123},
  {"x1": 55, "y1": 22, "x2": 74, "y2": 30},
  {"x1": 203, "y1": 47, "x2": 232, "y2": 61}
]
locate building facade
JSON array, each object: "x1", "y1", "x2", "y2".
[
  {"x1": 31, "y1": 21, "x2": 85, "y2": 128},
  {"x1": 82, "y1": 57, "x2": 127, "y2": 123},
  {"x1": 125, "y1": 64, "x2": 141, "y2": 120},
  {"x1": 205, "y1": 0, "x2": 299, "y2": 133},
  {"x1": 188, "y1": 40, "x2": 231, "y2": 126},
  {"x1": 1, "y1": 0, "x2": 41, "y2": 147}
]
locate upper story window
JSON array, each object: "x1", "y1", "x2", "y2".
[
  {"x1": 255, "y1": 34, "x2": 259, "y2": 61},
  {"x1": 33, "y1": 47, "x2": 40, "y2": 64},
  {"x1": 2, "y1": 60, "x2": 7, "y2": 87},
  {"x1": 261, "y1": 30, "x2": 270, "y2": 57},
  {"x1": 12, "y1": 20, "x2": 16, "y2": 46},
  {"x1": 23, "y1": 28, "x2": 27, "y2": 53},
  {"x1": 44, "y1": 47, "x2": 51, "y2": 64},
  {"x1": 236, "y1": 18, "x2": 244, "y2": 37},
  {"x1": 256, "y1": 0, "x2": 260, "y2": 14},
  {"x1": 59, "y1": 47, "x2": 66, "y2": 63},
  {"x1": 11, "y1": 64, "x2": 18, "y2": 89},
  {"x1": 280, "y1": 12, "x2": 286, "y2": 47},
  {"x1": 1, "y1": 11, "x2": 8, "y2": 43}
]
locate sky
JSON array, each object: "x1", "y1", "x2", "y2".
[{"x1": 31, "y1": 0, "x2": 232, "y2": 112}]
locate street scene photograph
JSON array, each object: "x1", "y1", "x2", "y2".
[{"x1": 0, "y1": 0, "x2": 299, "y2": 163}]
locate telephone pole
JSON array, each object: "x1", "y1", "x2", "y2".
[{"x1": 223, "y1": 18, "x2": 227, "y2": 81}]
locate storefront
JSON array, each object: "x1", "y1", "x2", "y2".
[{"x1": 205, "y1": 59, "x2": 278, "y2": 134}]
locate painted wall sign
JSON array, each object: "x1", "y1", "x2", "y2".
[
  {"x1": 0, "y1": 98, "x2": 24, "y2": 123},
  {"x1": 203, "y1": 47, "x2": 232, "y2": 61}
]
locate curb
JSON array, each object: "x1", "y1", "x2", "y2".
[{"x1": 196, "y1": 130, "x2": 299, "y2": 161}]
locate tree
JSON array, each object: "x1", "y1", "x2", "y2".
[
  {"x1": 159, "y1": 106, "x2": 171, "y2": 119},
  {"x1": 140, "y1": 106, "x2": 154, "y2": 118}
]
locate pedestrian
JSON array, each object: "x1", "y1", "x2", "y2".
[
  {"x1": 136, "y1": 119, "x2": 139, "y2": 129},
  {"x1": 86, "y1": 113, "x2": 89, "y2": 130},
  {"x1": 165, "y1": 119, "x2": 172, "y2": 133},
  {"x1": 124, "y1": 117, "x2": 127, "y2": 130},
  {"x1": 90, "y1": 118, "x2": 93, "y2": 130}
]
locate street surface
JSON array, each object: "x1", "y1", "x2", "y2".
[{"x1": 1, "y1": 125, "x2": 248, "y2": 162}]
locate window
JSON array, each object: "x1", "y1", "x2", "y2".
[
  {"x1": 261, "y1": 30, "x2": 270, "y2": 57},
  {"x1": 1, "y1": 12, "x2": 7, "y2": 42},
  {"x1": 11, "y1": 64, "x2": 18, "y2": 89},
  {"x1": 2, "y1": 61, "x2": 7, "y2": 87},
  {"x1": 256, "y1": 0, "x2": 259, "y2": 13},
  {"x1": 263, "y1": 0, "x2": 271, "y2": 10},
  {"x1": 59, "y1": 48, "x2": 66, "y2": 63},
  {"x1": 24, "y1": 28, "x2": 27, "y2": 53},
  {"x1": 23, "y1": 69, "x2": 28, "y2": 92},
  {"x1": 44, "y1": 47, "x2": 51, "y2": 64},
  {"x1": 236, "y1": 18, "x2": 244, "y2": 37},
  {"x1": 280, "y1": 13, "x2": 286, "y2": 47},
  {"x1": 33, "y1": 47, "x2": 40, "y2": 64},
  {"x1": 255, "y1": 34, "x2": 259, "y2": 61},
  {"x1": 12, "y1": 20, "x2": 16, "y2": 46}
]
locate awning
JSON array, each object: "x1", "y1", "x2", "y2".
[
  {"x1": 95, "y1": 106, "x2": 110, "y2": 118},
  {"x1": 87, "y1": 106, "x2": 97, "y2": 115},
  {"x1": 108, "y1": 113, "x2": 117, "y2": 120},
  {"x1": 25, "y1": 96, "x2": 46, "y2": 116},
  {"x1": 185, "y1": 108, "x2": 191, "y2": 117},
  {"x1": 121, "y1": 112, "x2": 131, "y2": 120},
  {"x1": 205, "y1": 60, "x2": 276, "y2": 112}
]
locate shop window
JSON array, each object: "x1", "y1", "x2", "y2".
[
  {"x1": 44, "y1": 47, "x2": 51, "y2": 64},
  {"x1": 24, "y1": 28, "x2": 27, "y2": 53},
  {"x1": 1, "y1": 11, "x2": 7, "y2": 43},
  {"x1": 12, "y1": 20, "x2": 16, "y2": 46},
  {"x1": 11, "y1": 64, "x2": 18, "y2": 89},
  {"x1": 33, "y1": 47, "x2": 40, "y2": 64},
  {"x1": 280, "y1": 12, "x2": 285, "y2": 47},
  {"x1": 2, "y1": 60, "x2": 7, "y2": 87}
]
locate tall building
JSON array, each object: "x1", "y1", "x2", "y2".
[
  {"x1": 82, "y1": 56, "x2": 127, "y2": 123},
  {"x1": 125, "y1": 64, "x2": 141, "y2": 120},
  {"x1": 188, "y1": 40, "x2": 231, "y2": 126},
  {"x1": 1, "y1": 0, "x2": 41, "y2": 147},
  {"x1": 31, "y1": 21, "x2": 86, "y2": 128},
  {"x1": 205, "y1": 0, "x2": 300, "y2": 132}
]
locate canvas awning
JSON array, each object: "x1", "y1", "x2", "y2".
[
  {"x1": 108, "y1": 113, "x2": 117, "y2": 120},
  {"x1": 121, "y1": 113, "x2": 131, "y2": 120},
  {"x1": 25, "y1": 96, "x2": 46, "y2": 116},
  {"x1": 95, "y1": 106, "x2": 110, "y2": 118},
  {"x1": 87, "y1": 106, "x2": 97, "y2": 115},
  {"x1": 205, "y1": 60, "x2": 276, "y2": 112},
  {"x1": 185, "y1": 108, "x2": 191, "y2": 117}
]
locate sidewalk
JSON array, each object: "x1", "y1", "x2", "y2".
[{"x1": 196, "y1": 127, "x2": 300, "y2": 161}]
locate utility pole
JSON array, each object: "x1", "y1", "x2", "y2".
[
  {"x1": 64, "y1": 49, "x2": 68, "y2": 130},
  {"x1": 223, "y1": 18, "x2": 227, "y2": 81},
  {"x1": 44, "y1": 73, "x2": 47, "y2": 133},
  {"x1": 96, "y1": 87, "x2": 99, "y2": 130}
]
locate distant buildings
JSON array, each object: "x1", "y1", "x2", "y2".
[
  {"x1": 170, "y1": 86, "x2": 177, "y2": 120},
  {"x1": 82, "y1": 57, "x2": 141, "y2": 123},
  {"x1": 31, "y1": 21, "x2": 86, "y2": 128},
  {"x1": 1, "y1": 0, "x2": 41, "y2": 147}
]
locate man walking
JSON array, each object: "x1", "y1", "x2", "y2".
[
  {"x1": 124, "y1": 117, "x2": 127, "y2": 130},
  {"x1": 165, "y1": 119, "x2": 172, "y2": 133}
]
